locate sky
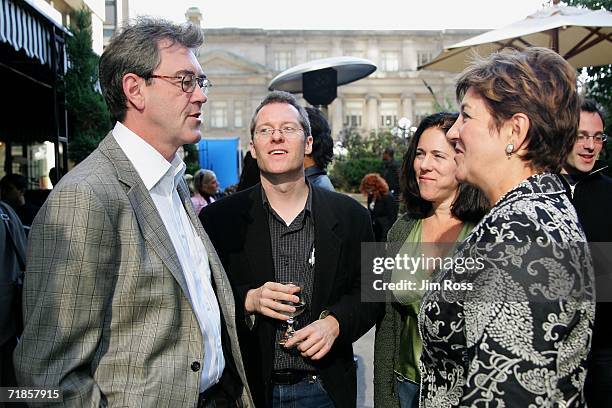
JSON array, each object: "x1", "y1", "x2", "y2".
[{"x1": 129, "y1": 0, "x2": 547, "y2": 31}]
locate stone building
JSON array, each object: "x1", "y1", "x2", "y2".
[
  {"x1": 45, "y1": 0, "x2": 106, "y2": 54},
  {"x1": 103, "y1": 0, "x2": 130, "y2": 47},
  {"x1": 191, "y1": 9, "x2": 483, "y2": 150}
]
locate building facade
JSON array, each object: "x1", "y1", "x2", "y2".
[
  {"x1": 103, "y1": 0, "x2": 129, "y2": 47},
  {"x1": 195, "y1": 13, "x2": 483, "y2": 150},
  {"x1": 44, "y1": 0, "x2": 106, "y2": 54}
]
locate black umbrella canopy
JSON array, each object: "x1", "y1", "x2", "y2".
[{"x1": 268, "y1": 56, "x2": 377, "y2": 93}]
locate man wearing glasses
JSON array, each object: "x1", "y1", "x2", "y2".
[
  {"x1": 14, "y1": 18, "x2": 253, "y2": 408},
  {"x1": 561, "y1": 98, "x2": 612, "y2": 408},
  {"x1": 200, "y1": 91, "x2": 381, "y2": 407}
]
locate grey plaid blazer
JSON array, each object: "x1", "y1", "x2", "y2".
[{"x1": 13, "y1": 133, "x2": 253, "y2": 407}]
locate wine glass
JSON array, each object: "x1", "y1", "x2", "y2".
[{"x1": 277, "y1": 281, "x2": 306, "y2": 345}]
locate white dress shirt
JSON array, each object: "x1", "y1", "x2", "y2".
[{"x1": 113, "y1": 122, "x2": 225, "y2": 392}]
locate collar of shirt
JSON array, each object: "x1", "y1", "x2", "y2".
[
  {"x1": 112, "y1": 121, "x2": 186, "y2": 193},
  {"x1": 304, "y1": 165, "x2": 327, "y2": 178},
  {"x1": 261, "y1": 180, "x2": 313, "y2": 218}
]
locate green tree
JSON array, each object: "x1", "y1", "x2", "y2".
[
  {"x1": 330, "y1": 127, "x2": 409, "y2": 192},
  {"x1": 183, "y1": 143, "x2": 201, "y2": 175},
  {"x1": 565, "y1": 0, "x2": 612, "y2": 174},
  {"x1": 65, "y1": 9, "x2": 111, "y2": 164}
]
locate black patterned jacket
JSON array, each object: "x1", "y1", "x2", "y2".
[{"x1": 419, "y1": 173, "x2": 595, "y2": 407}]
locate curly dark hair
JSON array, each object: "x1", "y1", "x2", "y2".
[
  {"x1": 305, "y1": 107, "x2": 334, "y2": 170},
  {"x1": 401, "y1": 112, "x2": 488, "y2": 222},
  {"x1": 455, "y1": 47, "x2": 579, "y2": 173}
]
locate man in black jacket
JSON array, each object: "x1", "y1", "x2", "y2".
[
  {"x1": 561, "y1": 98, "x2": 612, "y2": 408},
  {"x1": 304, "y1": 107, "x2": 335, "y2": 191},
  {"x1": 381, "y1": 147, "x2": 400, "y2": 200},
  {"x1": 0, "y1": 198, "x2": 26, "y2": 400},
  {"x1": 200, "y1": 91, "x2": 381, "y2": 407}
]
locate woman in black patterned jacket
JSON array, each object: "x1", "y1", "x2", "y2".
[{"x1": 418, "y1": 47, "x2": 595, "y2": 407}]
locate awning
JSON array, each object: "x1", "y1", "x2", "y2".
[
  {"x1": 0, "y1": 0, "x2": 69, "y2": 176},
  {"x1": 0, "y1": 0, "x2": 69, "y2": 68},
  {"x1": 419, "y1": 5, "x2": 612, "y2": 72}
]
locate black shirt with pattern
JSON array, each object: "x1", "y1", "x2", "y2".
[{"x1": 262, "y1": 185, "x2": 316, "y2": 372}]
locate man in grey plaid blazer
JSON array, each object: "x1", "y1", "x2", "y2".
[{"x1": 14, "y1": 18, "x2": 253, "y2": 407}]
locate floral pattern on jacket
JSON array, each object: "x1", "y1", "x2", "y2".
[{"x1": 418, "y1": 173, "x2": 595, "y2": 407}]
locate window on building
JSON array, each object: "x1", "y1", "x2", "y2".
[
  {"x1": 344, "y1": 101, "x2": 364, "y2": 128},
  {"x1": 234, "y1": 101, "x2": 243, "y2": 128},
  {"x1": 103, "y1": 28, "x2": 115, "y2": 39},
  {"x1": 417, "y1": 50, "x2": 436, "y2": 67},
  {"x1": 381, "y1": 51, "x2": 400, "y2": 72},
  {"x1": 309, "y1": 50, "x2": 328, "y2": 60},
  {"x1": 379, "y1": 101, "x2": 398, "y2": 128},
  {"x1": 415, "y1": 101, "x2": 434, "y2": 126},
  {"x1": 211, "y1": 102, "x2": 228, "y2": 128},
  {"x1": 105, "y1": 0, "x2": 116, "y2": 26},
  {"x1": 274, "y1": 51, "x2": 293, "y2": 71}
]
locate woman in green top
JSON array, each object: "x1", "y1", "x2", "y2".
[{"x1": 373, "y1": 112, "x2": 488, "y2": 408}]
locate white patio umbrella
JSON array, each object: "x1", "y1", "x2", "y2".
[{"x1": 420, "y1": 4, "x2": 612, "y2": 72}]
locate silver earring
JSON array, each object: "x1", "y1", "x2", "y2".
[{"x1": 505, "y1": 143, "x2": 514, "y2": 158}]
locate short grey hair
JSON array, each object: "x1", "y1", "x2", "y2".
[
  {"x1": 99, "y1": 17, "x2": 204, "y2": 122},
  {"x1": 193, "y1": 169, "x2": 216, "y2": 190},
  {"x1": 249, "y1": 91, "x2": 311, "y2": 139}
]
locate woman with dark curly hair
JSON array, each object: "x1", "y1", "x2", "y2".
[
  {"x1": 419, "y1": 47, "x2": 595, "y2": 407},
  {"x1": 373, "y1": 112, "x2": 488, "y2": 408},
  {"x1": 360, "y1": 173, "x2": 398, "y2": 242}
]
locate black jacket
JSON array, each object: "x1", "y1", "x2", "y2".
[
  {"x1": 382, "y1": 160, "x2": 400, "y2": 198},
  {"x1": 367, "y1": 193, "x2": 398, "y2": 242},
  {"x1": 200, "y1": 184, "x2": 382, "y2": 407},
  {"x1": 561, "y1": 162, "x2": 612, "y2": 349}
]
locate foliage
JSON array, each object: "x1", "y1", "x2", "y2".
[
  {"x1": 422, "y1": 79, "x2": 457, "y2": 112},
  {"x1": 64, "y1": 9, "x2": 111, "y2": 164},
  {"x1": 330, "y1": 158, "x2": 383, "y2": 192},
  {"x1": 565, "y1": 0, "x2": 612, "y2": 174},
  {"x1": 330, "y1": 127, "x2": 409, "y2": 192},
  {"x1": 183, "y1": 143, "x2": 201, "y2": 175},
  {"x1": 342, "y1": 128, "x2": 410, "y2": 160},
  {"x1": 433, "y1": 96, "x2": 457, "y2": 113}
]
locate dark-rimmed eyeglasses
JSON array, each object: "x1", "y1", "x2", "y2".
[
  {"x1": 147, "y1": 74, "x2": 212, "y2": 94},
  {"x1": 254, "y1": 126, "x2": 303, "y2": 138},
  {"x1": 576, "y1": 132, "x2": 608, "y2": 145}
]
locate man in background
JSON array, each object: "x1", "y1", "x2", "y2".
[
  {"x1": 304, "y1": 107, "x2": 335, "y2": 191},
  {"x1": 382, "y1": 147, "x2": 400, "y2": 199},
  {"x1": 0, "y1": 174, "x2": 39, "y2": 227},
  {"x1": 561, "y1": 98, "x2": 612, "y2": 408},
  {"x1": 0, "y1": 194, "x2": 26, "y2": 405}
]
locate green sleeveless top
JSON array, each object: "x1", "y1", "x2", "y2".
[{"x1": 392, "y1": 219, "x2": 474, "y2": 383}]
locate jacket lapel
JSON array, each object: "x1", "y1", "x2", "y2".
[
  {"x1": 97, "y1": 134, "x2": 192, "y2": 304},
  {"x1": 310, "y1": 187, "x2": 341, "y2": 314},
  {"x1": 243, "y1": 186, "x2": 275, "y2": 284}
]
